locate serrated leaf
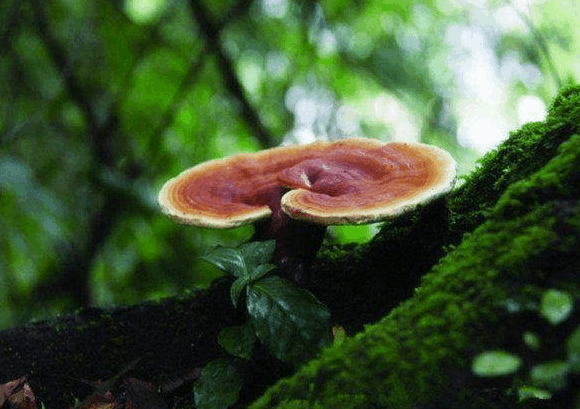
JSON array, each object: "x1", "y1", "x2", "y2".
[
  {"x1": 246, "y1": 276, "x2": 332, "y2": 366},
  {"x1": 218, "y1": 323, "x2": 257, "y2": 360},
  {"x1": 194, "y1": 359, "x2": 243, "y2": 409},
  {"x1": 201, "y1": 240, "x2": 276, "y2": 278}
]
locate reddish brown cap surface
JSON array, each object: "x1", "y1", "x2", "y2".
[{"x1": 158, "y1": 137, "x2": 457, "y2": 227}]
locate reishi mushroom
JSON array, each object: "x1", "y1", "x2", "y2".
[{"x1": 158, "y1": 137, "x2": 457, "y2": 284}]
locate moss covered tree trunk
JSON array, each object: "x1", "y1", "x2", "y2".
[
  {"x1": 251, "y1": 86, "x2": 580, "y2": 408},
  {"x1": 2, "y1": 86, "x2": 580, "y2": 408}
]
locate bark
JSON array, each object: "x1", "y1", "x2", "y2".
[{"x1": 0, "y1": 279, "x2": 291, "y2": 407}]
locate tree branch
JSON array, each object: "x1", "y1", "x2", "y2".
[
  {"x1": 188, "y1": 0, "x2": 275, "y2": 149},
  {"x1": 148, "y1": 53, "x2": 208, "y2": 158},
  {"x1": 217, "y1": 0, "x2": 255, "y2": 30},
  {"x1": 30, "y1": 2, "x2": 130, "y2": 307},
  {"x1": 0, "y1": 279, "x2": 290, "y2": 407}
]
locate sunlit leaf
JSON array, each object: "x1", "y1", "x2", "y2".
[
  {"x1": 472, "y1": 350, "x2": 522, "y2": 377},
  {"x1": 540, "y1": 289, "x2": 573, "y2": 325},
  {"x1": 247, "y1": 276, "x2": 332, "y2": 366},
  {"x1": 248, "y1": 262, "x2": 277, "y2": 281},
  {"x1": 518, "y1": 385, "x2": 552, "y2": 401}
]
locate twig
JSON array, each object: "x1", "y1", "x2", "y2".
[
  {"x1": 188, "y1": 0, "x2": 275, "y2": 149},
  {"x1": 148, "y1": 53, "x2": 208, "y2": 157},
  {"x1": 509, "y1": 0, "x2": 562, "y2": 89},
  {"x1": 31, "y1": 3, "x2": 125, "y2": 307}
]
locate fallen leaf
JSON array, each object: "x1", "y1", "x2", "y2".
[{"x1": 0, "y1": 376, "x2": 37, "y2": 409}]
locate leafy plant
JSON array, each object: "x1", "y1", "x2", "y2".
[
  {"x1": 246, "y1": 275, "x2": 332, "y2": 364},
  {"x1": 196, "y1": 240, "x2": 333, "y2": 408},
  {"x1": 203, "y1": 240, "x2": 333, "y2": 366},
  {"x1": 203, "y1": 241, "x2": 277, "y2": 307}
]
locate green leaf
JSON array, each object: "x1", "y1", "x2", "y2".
[
  {"x1": 540, "y1": 289, "x2": 573, "y2": 325},
  {"x1": 239, "y1": 240, "x2": 276, "y2": 269},
  {"x1": 518, "y1": 385, "x2": 552, "y2": 401},
  {"x1": 230, "y1": 277, "x2": 247, "y2": 308},
  {"x1": 201, "y1": 247, "x2": 248, "y2": 278},
  {"x1": 218, "y1": 323, "x2": 257, "y2": 361},
  {"x1": 202, "y1": 240, "x2": 276, "y2": 278},
  {"x1": 472, "y1": 350, "x2": 522, "y2": 377},
  {"x1": 194, "y1": 358, "x2": 243, "y2": 409},
  {"x1": 230, "y1": 263, "x2": 276, "y2": 307},
  {"x1": 204, "y1": 241, "x2": 276, "y2": 307},
  {"x1": 530, "y1": 361, "x2": 569, "y2": 391},
  {"x1": 248, "y1": 262, "x2": 277, "y2": 281},
  {"x1": 246, "y1": 276, "x2": 332, "y2": 366}
]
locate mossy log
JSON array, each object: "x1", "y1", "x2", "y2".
[
  {"x1": 1, "y1": 86, "x2": 579, "y2": 408},
  {"x1": 0, "y1": 279, "x2": 293, "y2": 407}
]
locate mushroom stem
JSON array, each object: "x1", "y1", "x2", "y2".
[{"x1": 252, "y1": 187, "x2": 326, "y2": 285}]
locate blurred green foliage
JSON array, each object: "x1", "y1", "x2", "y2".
[{"x1": 1, "y1": 0, "x2": 578, "y2": 329}]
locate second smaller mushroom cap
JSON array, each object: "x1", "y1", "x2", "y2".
[{"x1": 279, "y1": 138, "x2": 457, "y2": 224}]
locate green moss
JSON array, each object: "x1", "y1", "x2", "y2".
[
  {"x1": 448, "y1": 85, "x2": 580, "y2": 240},
  {"x1": 273, "y1": 400, "x2": 322, "y2": 409},
  {"x1": 250, "y1": 90, "x2": 580, "y2": 408},
  {"x1": 315, "y1": 243, "x2": 357, "y2": 264}
]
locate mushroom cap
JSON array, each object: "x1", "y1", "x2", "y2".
[{"x1": 158, "y1": 137, "x2": 457, "y2": 228}]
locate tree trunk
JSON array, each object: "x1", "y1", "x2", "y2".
[{"x1": 251, "y1": 86, "x2": 580, "y2": 408}]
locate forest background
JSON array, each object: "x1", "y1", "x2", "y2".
[{"x1": 1, "y1": 0, "x2": 579, "y2": 330}]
